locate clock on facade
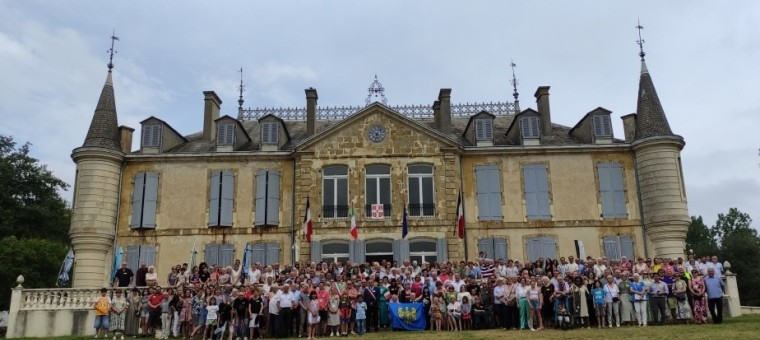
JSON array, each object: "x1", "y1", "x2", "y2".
[{"x1": 367, "y1": 124, "x2": 387, "y2": 143}]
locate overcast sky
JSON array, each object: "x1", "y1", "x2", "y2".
[{"x1": 1, "y1": 1, "x2": 758, "y2": 228}]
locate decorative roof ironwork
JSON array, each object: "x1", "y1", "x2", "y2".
[
  {"x1": 636, "y1": 18, "x2": 646, "y2": 61},
  {"x1": 366, "y1": 74, "x2": 388, "y2": 105},
  {"x1": 240, "y1": 101, "x2": 517, "y2": 121},
  {"x1": 107, "y1": 30, "x2": 119, "y2": 72}
]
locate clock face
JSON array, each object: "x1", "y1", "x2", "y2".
[{"x1": 367, "y1": 124, "x2": 387, "y2": 143}]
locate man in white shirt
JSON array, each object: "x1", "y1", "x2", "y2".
[
  {"x1": 706, "y1": 256, "x2": 724, "y2": 278},
  {"x1": 566, "y1": 256, "x2": 579, "y2": 273},
  {"x1": 268, "y1": 285, "x2": 281, "y2": 337},
  {"x1": 451, "y1": 274, "x2": 465, "y2": 293},
  {"x1": 248, "y1": 263, "x2": 262, "y2": 284},
  {"x1": 278, "y1": 284, "x2": 296, "y2": 337}
]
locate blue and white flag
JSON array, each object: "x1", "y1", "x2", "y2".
[{"x1": 389, "y1": 302, "x2": 425, "y2": 331}]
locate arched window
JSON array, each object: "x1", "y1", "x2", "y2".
[
  {"x1": 321, "y1": 242, "x2": 350, "y2": 264},
  {"x1": 365, "y1": 240, "x2": 393, "y2": 264},
  {"x1": 323, "y1": 165, "x2": 349, "y2": 218},
  {"x1": 410, "y1": 239, "x2": 437, "y2": 265},
  {"x1": 365, "y1": 165, "x2": 392, "y2": 218},
  {"x1": 407, "y1": 164, "x2": 435, "y2": 217}
]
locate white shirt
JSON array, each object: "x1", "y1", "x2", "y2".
[
  {"x1": 248, "y1": 269, "x2": 261, "y2": 284},
  {"x1": 269, "y1": 292, "x2": 280, "y2": 314},
  {"x1": 515, "y1": 285, "x2": 529, "y2": 299},
  {"x1": 278, "y1": 291, "x2": 295, "y2": 308},
  {"x1": 604, "y1": 283, "x2": 620, "y2": 303},
  {"x1": 451, "y1": 279, "x2": 465, "y2": 293},
  {"x1": 567, "y1": 263, "x2": 579, "y2": 273},
  {"x1": 505, "y1": 266, "x2": 519, "y2": 278}
]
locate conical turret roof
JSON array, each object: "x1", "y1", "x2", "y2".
[
  {"x1": 633, "y1": 60, "x2": 674, "y2": 141},
  {"x1": 82, "y1": 72, "x2": 121, "y2": 151}
]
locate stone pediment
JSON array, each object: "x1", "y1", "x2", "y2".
[{"x1": 296, "y1": 103, "x2": 460, "y2": 157}]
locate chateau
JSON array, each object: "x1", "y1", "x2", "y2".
[{"x1": 68, "y1": 57, "x2": 690, "y2": 288}]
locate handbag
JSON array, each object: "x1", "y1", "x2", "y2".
[
  {"x1": 676, "y1": 293, "x2": 687, "y2": 302},
  {"x1": 612, "y1": 297, "x2": 620, "y2": 303}
]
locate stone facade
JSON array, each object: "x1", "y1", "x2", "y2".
[{"x1": 68, "y1": 61, "x2": 689, "y2": 288}]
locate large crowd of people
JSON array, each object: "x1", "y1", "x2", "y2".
[{"x1": 95, "y1": 253, "x2": 728, "y2": 339}]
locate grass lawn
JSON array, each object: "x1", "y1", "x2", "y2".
[{"x1": 8, "y1": 314, "x2": 760, "y2": 340}]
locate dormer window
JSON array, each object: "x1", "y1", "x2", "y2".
[
  {"x1": 261, "y1": 122, "x2": 279, "y2": 145},
  {"x1": 142, "y1": 124, "x2": 161, "y2": 148},
  {"x1": 475, "y1": 119, "x2": 493, "y2": 141},
  {"x1": 217, "y1": 123, "x2": 235, "y2": 146},
  {"x1": 592, "y1": 115, "x2": 612, "y2": 137},
  {"x1": 520, "y1": 116, "x2": 540, "y2": 139}
]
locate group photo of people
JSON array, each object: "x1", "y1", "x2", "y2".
[{"x1": 98, "y1": 252, "x2": 728, "y2": 339}]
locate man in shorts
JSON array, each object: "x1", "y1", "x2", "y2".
[{"x1": 93, "y1": 287, "x2": 111, "y2": 338}]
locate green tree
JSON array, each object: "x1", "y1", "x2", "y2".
[
  {"x1": 720, "y1": 228, "x2": 760, "y2": 306},
  {"x1": 686, "y1": 216, "x2": 719, "y2": 257},
  {"x1": 0, "y1": 135, "x2": 70, "y2": 243},
  {"x1": 0, "y1": 236, "x2": 69, "y2": 310},
  {"x1": 712, "y1": 208, "x2": 755, "y2": 246}
]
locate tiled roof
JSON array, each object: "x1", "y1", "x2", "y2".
[
  {"x1": 634, "y1": 60, "x2": 674, "y2": 141},
  {"x1": 82, "y1": 73, "x2": 121, "y2": 151}
]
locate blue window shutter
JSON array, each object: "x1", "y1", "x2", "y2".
[
  {"x1": 609, "y1": 163, "x2": 627, "y2": 217},
  {"x1": 219, "y1": 244, "x2": 234, "y2": 267},
  {"x1": 400, "y1": 239, "x2": 410, "y2": 262},
  {"x1": 126, "y1": 246, "x2": 140, "y2": 273},
  {"x1": 252, "y1": 243, "x2": 265, "y2": 266},
  {"x1": 475, "y1": 167, "x2": 491, "y2": 219},
  {"x1": 140, "y1": 245, "x2": 156, "y2": 267},
  {"x1": 484, "y1": 119, "x2": 493, "y2": 140},
  {"x1": 130, "y1": 172, "x2": 145, "y2": 228},
  {"x1": 205, "y1": 244, "x2": 219, "y2": 267},
  {"x1": 353, "y1": 239, "x2": 365, "y2": 264},
  {"x1": 310, "y1": 240, "x2": 322, "y2": 263},
  {"x1": 620, "y1": 236, "x2": 634, "y2": 260},
  {"x1": 208, "y1": 171, "x2": 221, "y2": 227},
  {"x1": 603, "y1": 236, "x2": 621, "y2": 260},
  {"x1": 488, "y1": 167, "x2": 503, "y2": 219},
  {"x1": 523, "y1": 165, "x2": 539, "y2": 219},
  {"x1": 270, "y1": 124, "x2": 279, "y2": 144},
  {"x1": 141, "y1": 172, "x2": 159, "y2": 228},
  {"x1": 349, "y1": 241, "x2": 356, "y2": 263},
  {"x1": 393, "y1": 240, "x2": 401, "y2": 264},
  {"x1": 219, "y1": 171, "x2": 235, "y2": 227},
  {"x1": 254, "y1": 170, "x2": 266, "y2": 226},
  {"x1": 475, "y1": 119, "x2": 484, "y2": 140},
  {"x1": 598, "y1": 163, "x2": 613, "y2": 218},
  {"x1": 265, "y1": 243, "x2": 280, "y2": 266},
  {"x1": 494, "y1": 238, "x2": 508, "y2": 262},
  {"x1": 261, "y1": 123, "x2": 271, "y2": 144},
  {"x1": 436, "y1": 238, "x2": 448, "y2": 263},
  {"x1": 541, "y1": 237, "x2": 556, "y2": 260},
  {"x1": 477, "y1": 238, "x2": 494, "y2": 260},
  {"x1": 267, "y1": 170, "x2": 280, "y2": 226},
  {"x1": 534, "y1": 165, "x2": 551, "y2": 219},
  {"x1": 526, "y1": 238, "x2": 540, "y2": 261}
]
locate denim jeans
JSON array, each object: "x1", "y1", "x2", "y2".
[{"x1": 356, "y1": 319, "x2": 366, "y2": 335}]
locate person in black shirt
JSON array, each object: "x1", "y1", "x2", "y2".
[
  {"x1": 471, "y1": 298, "x2": 488, "y2": 330},
  {"x1": 232, "y1": 291, "x2": 249, "y2": 339},
  {"x1": 199, "y1": 262, "x2": 210, "y2": 284},
  {"x1": 113, "y1": 262, "x2": 134, "y2": 287},
  {"x1": 218, "y1": 299, "x2": 233, "y2": 339},
  {"x1": 249, "y1": 291, "x2": 264, "y2": 339}
]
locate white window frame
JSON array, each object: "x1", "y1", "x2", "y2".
[
  {"x1": 322, "y1": 166, "x2": 349, "y2": 219},
  {"x1": 409, "y1": 240, "x2": 437, "y2": 265},
  {"x1": 321, "y1": 242, "x2": 350, "y2": 264},
  {"x1": 365, "y1": 165, "x2": 391, "y2": 218},
  {"x1": 407, "y1": 164, "x2": 435, "y2": 217},
  {"x1": 520, "y1": 116, "x2": 540, "y2": 139}
]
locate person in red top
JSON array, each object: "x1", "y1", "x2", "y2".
[
  {"x1": 147, "y1": 287, "x2": 165, "y2": 335},
  {"x1": 316, "y1": 282, "x2": 331, "y2": 335}
]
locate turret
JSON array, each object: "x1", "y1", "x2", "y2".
[
  {"x1": 69, "y1": 69, "x2": 124, "y2": 288},
  {"x1": 631, "y1": 58, "x2": 689, "y2": 259}
]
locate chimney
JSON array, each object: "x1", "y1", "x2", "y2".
[
  {"x1": 534, "y1": 86, "x2": 551, "y2": 135},
  {"x1": 305, "y1": 87, "x2": 318, "y2": 136},
  {"x1": 621, "y1": 113, "x2": 637, "y2": 143},
  {"x1": 438, "y1": 89, "x2": 452, "y2": 135},
  {"x1": 203, "y1": 91, "x2": 222, "y2": 142},
  {"x1": 432, "y1": 100, "x2": 441, "y2": 129},
  {"x1": 118, "y1": 126, "x2": 134, "y2": 154}
]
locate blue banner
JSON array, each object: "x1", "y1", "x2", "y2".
[{"x1": 389, "y1": 302, "x2": 426, "y2": 331}]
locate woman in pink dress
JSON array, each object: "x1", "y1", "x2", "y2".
[
  {"x1": 689, "y1": 270, "x2": 708, "y2": 324},
  {"x1": 178, "y1": 290, "x2": 193, "y2": 337}
]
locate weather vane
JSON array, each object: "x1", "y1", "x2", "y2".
[
  {"x1": 366, "y1": 74, "x2": 388, "y2": 106},
  {"x1": 636, "y1": 19, "x2": 646, "y2": 61},
  {"x1": 238, "y1": 67, "x2": 246, "y2": 109},
  {"x1": 107, "y1": 30, "x2": 119, "y2": 72},
  {"x1": 510, "y1": 59, "x2": 520, "y2": 111}
]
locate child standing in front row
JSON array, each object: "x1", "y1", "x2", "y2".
[
  {"x1": 354, "y1": 295, "x2": 367, "y2": 336},
  {"x1": 93, "y1": 288, "x2": 112, "y2": 339},
  {"x1": 592, "y1": 280, "x2": 606, "y2": 329}
]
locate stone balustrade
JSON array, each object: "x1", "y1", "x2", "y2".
[{"x1": 19, "y1": 287, "x2": 143, "y2": 311}]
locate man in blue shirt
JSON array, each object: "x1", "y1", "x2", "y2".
[{"x1": 704, "y1": 268, "x2": 725, "y2": 324}]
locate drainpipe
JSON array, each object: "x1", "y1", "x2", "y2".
[{"x1": 291, "y1": 158, "x2": 297, "y2": 263}]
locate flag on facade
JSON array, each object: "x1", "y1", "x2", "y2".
[
  {"x1": 350, "y1": 207, "x2": 359, "y2": 240},
  {"x1": 303, "y1": 197, "x2": 313, "y2": 243},
  {"x1": 402, "y1": 205, "x2": 408, "y2": 239},
  {"x1": 456, "y1": 192, "x2": 465, "y2": 239}
]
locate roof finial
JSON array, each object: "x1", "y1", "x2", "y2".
[
  {"x1": 107, "y1": 30, "x2": 119, "y2": 72},
  {"x1": 636, "y1": 18, "x2": 646, "y2": 61},
  {"x1": 510, "y1": 59, "x2": 520, "y2": 112},
  {"x1": 238, "y1": 67, "x2": 246, "y2": 109},
  {"x1": 366, "y1": 74, "x2": 387, "y2": 106}
]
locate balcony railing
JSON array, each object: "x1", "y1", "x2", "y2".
[
  {"x1": 322, "y1": 205, "x2": 349, "y2": 219},
  {"x1": 408, "y1": 203, "x2": 436, "y2": 217}
]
